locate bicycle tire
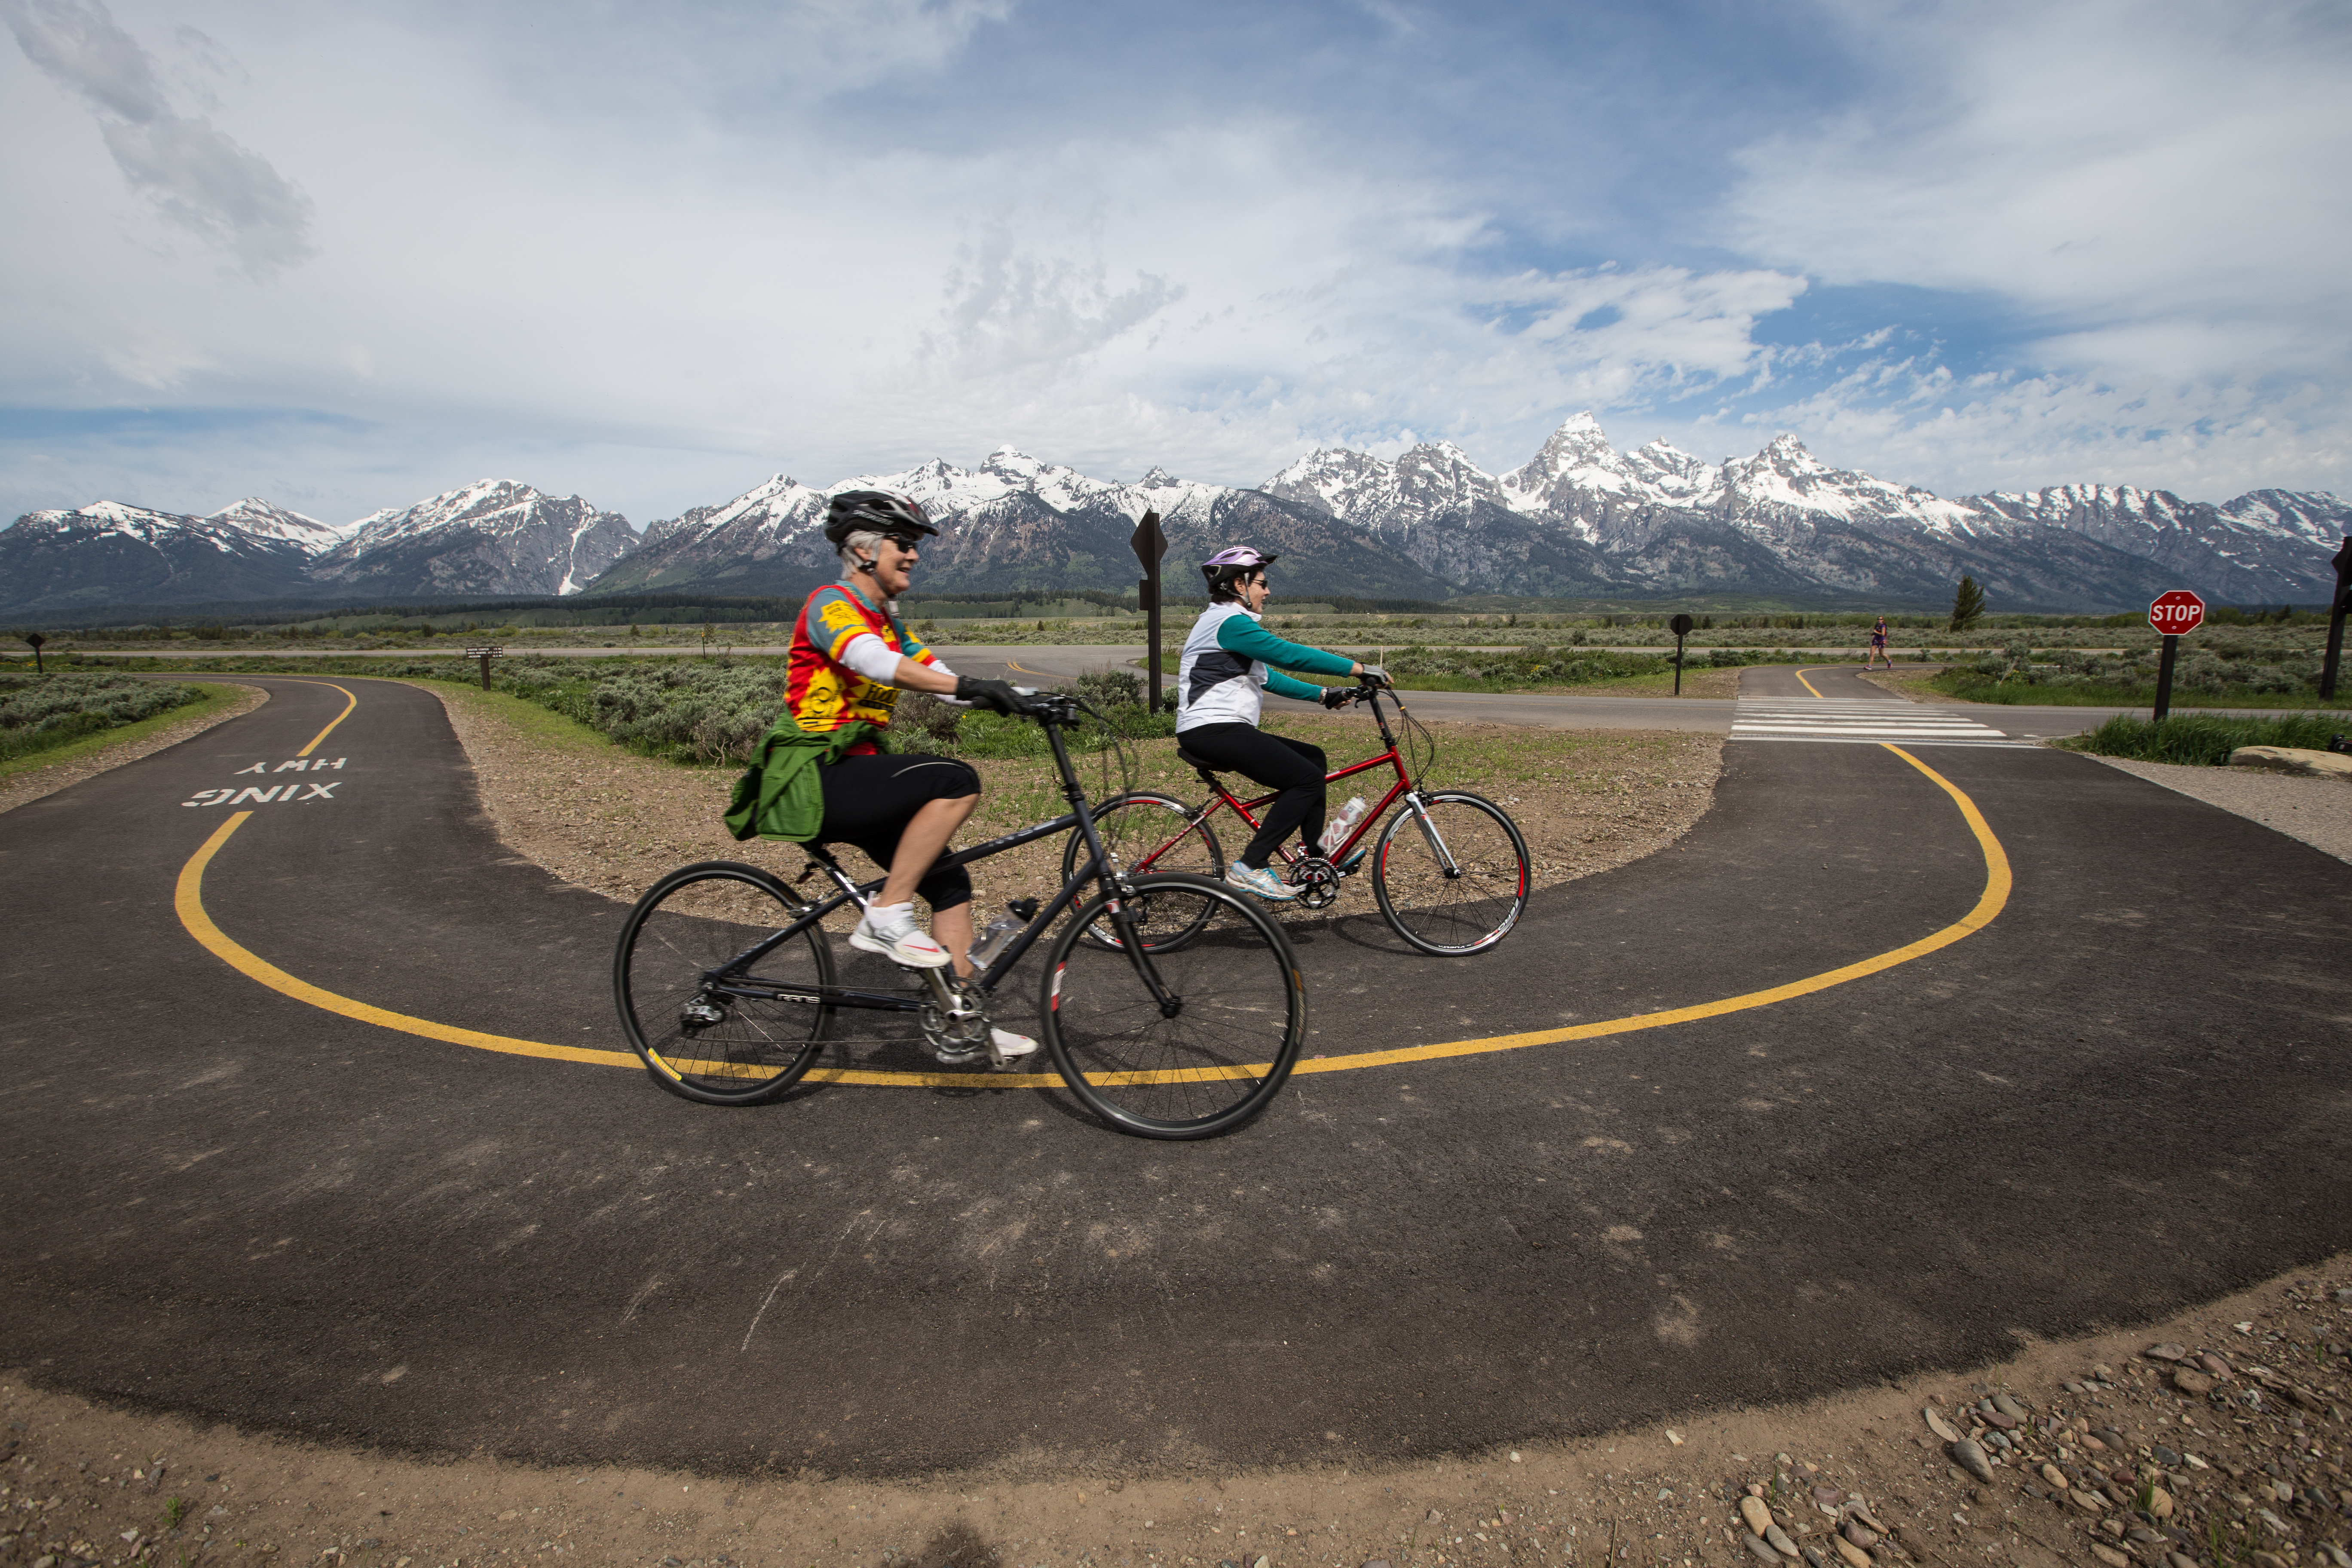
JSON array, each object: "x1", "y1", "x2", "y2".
[
  {"x1": 1041, "y1": 872, "x2": 1306, "y2": 1139},
  {"x1": 614, "y1": 861, "x2": 833, "y2": 1105},
  {"x1": 1060, "y1": 791, "x2": 1225, "y2": 952},
  {"x1": 1369, "y1": 792, "x2": 1530, "y2": 957}
]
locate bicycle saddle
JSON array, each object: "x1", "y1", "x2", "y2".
[{"x1": 1175, "y1": 746, "x2": 1223, "y2": 772}]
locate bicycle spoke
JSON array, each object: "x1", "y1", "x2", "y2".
[
  {"x1": 1044, "y1": 874, "x2": 1305, "y2": 1137},
  {"x1": 614, "y1": 864, "x2": 833, "y2": 1103},
  {"x1": 1372, "y1": 794, "x2": 1530, "y2": 957}
]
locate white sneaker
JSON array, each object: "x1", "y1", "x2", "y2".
[
  {"x1": 987, "y1": 1027, "x2": 1040, "y2": 1066},
  {"x1": 1225, "y1": 863, "x2": 1298, "y2": 902},
  {"x1": 848, "y1": 904, "x2": 951, "y2": 968}
]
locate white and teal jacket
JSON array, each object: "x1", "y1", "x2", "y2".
[{"x1": 1174, "y1": 602, "x2": 1357, "y2": 734}]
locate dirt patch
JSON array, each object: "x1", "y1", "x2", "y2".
[
  {"x1": 417, "y1": 685, "x2": 1722, "y2": 929},
  {"x1": 0, "y1": 682, "x2": 267, "y2": 816},
  {"x1": 8, "y1": 1256, "x2": 2349, "y2": 1568}
]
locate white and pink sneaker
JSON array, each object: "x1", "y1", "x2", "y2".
[{"x1": 849, "y1": 903, "x2": 951, "y2": 968}]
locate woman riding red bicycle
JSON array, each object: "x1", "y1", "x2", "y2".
[{"x1": 1176, "y1": 545, "x2": 1387, "y2": 903}]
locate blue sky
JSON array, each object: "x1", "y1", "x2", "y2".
[{"x1": 2, "y1": 0, "x2": 2346, "y2": 527}]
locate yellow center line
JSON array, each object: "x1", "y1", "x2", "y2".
[
  {"x1": 173, "y1": 686, "x2": 2012, "y2": 1087},
  {"x1": 295, "y1": 683, "x2": 358, "y2": 755},
  {"x1": 1795, "y1": 667, "x2": 1833, "y2": 698}
]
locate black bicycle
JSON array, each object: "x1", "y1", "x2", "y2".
[{"x1": 612, "y1": 691, "x2": 1308, "y2": 1139}]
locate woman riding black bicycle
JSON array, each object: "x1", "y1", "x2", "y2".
[
  {"x1": 725, "y1": 488, "x2": 1039, "y2": 1062},
  {"x1": 1176, "y1": 545, "x2": 1387, "y2": 903}
]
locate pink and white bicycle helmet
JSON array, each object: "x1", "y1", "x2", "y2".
[{"x1": 1201, "y1": 544, "x2": 1278, "y2": 599}]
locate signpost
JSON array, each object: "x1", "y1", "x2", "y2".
[
  {"x1": 1130, "y1": 510, "x2": 1167, "y2": 711},
  {"x1": 2321, "y1": 537, "x2": 2352, "y2": 701},
  {"x1": 22, "y1": 631, "x2": 45, "y2": 676},
  {"x1": 2147, "y1": 589, "x2": 2205, "y2": 722},
  {"x1": 463, "y1": 644, "x2": 504, "y2": 691},
  {"x1": 1668, "y1": 613, "x2": 1694, "y2": 696}
]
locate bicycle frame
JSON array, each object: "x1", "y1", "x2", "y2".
[
  {"x1": 1130, "y1": 689, "x2": 1445, "y2": 875},
  {"x1": 699, "y1": 707, "x2": 1176, "y2": 1019}
]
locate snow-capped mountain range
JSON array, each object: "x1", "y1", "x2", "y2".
[
  {"x1": 0, "y1": 482, "x2": 634, "y2": 615},
  {"x1": 3, "y1": 417, "x2": 2346, "y2": 617}
]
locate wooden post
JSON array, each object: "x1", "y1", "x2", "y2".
[
  {"x1": 1130, "y1": 510, "x2": 1167, "y2": 711},
  {"x1": 2152, "y1": 634, "x2": 2180, "y2": 721},
  {"x1": 2321, "y1": 537, "x2": 2352, "y2": 700}
]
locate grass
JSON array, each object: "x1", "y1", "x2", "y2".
[
  {"x1": 0, "y1": 678, "x2": 238, "y2": 784},
  {"x1": 420, "y1": 680, "x2": 633, "y2": 759},
  {"x1": 1924, "y1": 671, "x2": 2352, "y2": 709},
  {"x1": 2057, "y1": 713, "x2": 2350, "y2": 766}
]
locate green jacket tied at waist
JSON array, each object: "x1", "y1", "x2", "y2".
[{"x1": 724, "y1": 715, "x2": 882, "y2": 843}]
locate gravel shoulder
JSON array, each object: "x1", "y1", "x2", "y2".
[
  {"x1": 0, "y1": 681, "x2": 268, "y2": 816},
  {"x1": 415, "y1": 683, "x2": 1725, "y2": 924},
  {"x1": 9, "y1": 1253, "x2": 2349, "y2": 1568},
  {"x1": 2085, "y1": 756, "x2": 2352, "y2": 864}
]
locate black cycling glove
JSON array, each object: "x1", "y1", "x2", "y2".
[
  {"x1": 955, "y1": 674, "x2": 1029, "y2": 715},
  {"x1": 1319, "y1": 686, "x2": 1356, "y2": 710}
]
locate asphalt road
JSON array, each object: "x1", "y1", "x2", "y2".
[{"x1": 3, "y1": 673, "x2": 2349, "y2": 1479}]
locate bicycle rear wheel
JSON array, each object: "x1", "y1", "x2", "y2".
[
  {"x1": 614, "y1": 861, "x2": 833, "y2": 1105},
  {"x1": 1061, "y1": 791, "x2": 1225, "y2": 952},
  {"x1": 1041, "y1": 872, "x2": 1306, "y2": 1139},
  {"x1": 1370, "y1": 792, "x2": 1530, "y2": 956}
]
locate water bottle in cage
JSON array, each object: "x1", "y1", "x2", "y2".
[
  {"x1": 967, "y1": 898, "x2": 1040, "y2": 968},
  {"x1": 1319, "y1": 796, "x2": 1367, "y2": 857}
]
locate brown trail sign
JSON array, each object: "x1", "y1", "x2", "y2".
[{"x1": 1132, "y1": 509, "x2": 1167, "y2": 711}]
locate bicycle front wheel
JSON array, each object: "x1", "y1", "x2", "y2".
[
  {"x1": 1370, "y1": 792, "x2": 1531, "y2": 956},
  {"x1": 1041, "y1": 872, "x2": 1306, "y2": 1139},
  {"x1": 614, "y1": 861, "x2": 833, "y2": 1105},
  {"x1": 1060, "y1": 791, "x2": 1225, "y2": 952}
]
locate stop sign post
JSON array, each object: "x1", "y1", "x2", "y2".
[
  {"x1": 1669, "y1": 612, "x2": 1695, "y2": 695},
  {"x1": 2148, "y1": 590, "x2": 2205, "y2": 721}
]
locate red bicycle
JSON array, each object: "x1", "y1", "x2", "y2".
[{"x1": 1062, "y1": 683, "x2": 1530, "y2": 957}]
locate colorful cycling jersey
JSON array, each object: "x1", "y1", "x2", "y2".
[
  {"x1": 1175, "y1": 602, "x2": 1355, "y2": 733},
  {"x1": 786, "y1": 584, "x2": 940, "y2": 747}
]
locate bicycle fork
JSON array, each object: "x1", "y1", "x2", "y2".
[{"x1": 1401, "y1": 792, "x2": 1464, "y2": 879}]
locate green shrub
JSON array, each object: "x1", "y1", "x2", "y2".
[
  {"x1": 2065, "y1": 712, "x2": 2348, "y2": 766},
  {"x1": 0, "y1": 673, "x2": 209, "y2": 761}
]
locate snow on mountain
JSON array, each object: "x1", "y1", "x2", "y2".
[
  {"x1": 0, "y1": 500, "x2": 316, "y2": 612},
  {"x1": 1967, "y1": 483, "x2": 2349, "y2": 603},
  {"x1": 310, "y1": 479, "x2": 636, "y2": 597},
  {"x1": 10, "y1": 420, "x2": 2346, "y2": 618},
  {"x1": 204, "y1": 498, "x2": 351, "y2": 555}
]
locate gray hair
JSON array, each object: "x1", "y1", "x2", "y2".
[{"x1": 836, "y1": 528, "x2": 890, "y2": 578}]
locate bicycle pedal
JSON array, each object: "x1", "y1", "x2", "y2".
[{"x1": 932, "y1": 1043, "x2": 986, "y2": 1066}]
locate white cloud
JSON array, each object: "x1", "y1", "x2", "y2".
[
  {"x1": 1, "y1": 0, "x2": 2345, "y2": 528},
  {"x1": 1706, "y1": 0, "x2": 2352, "y2": 493},
  {"x1": 3, "y1": 0, "x2": 313, "y2": 275}
]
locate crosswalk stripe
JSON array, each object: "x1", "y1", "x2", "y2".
[{"x1": 1731, "y1": 699, "x2": 2032, "y2": 747}]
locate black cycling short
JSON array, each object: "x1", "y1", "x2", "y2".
[
  {"x1": 1177, "y1": 722, "x2": 1328, "y2": 869},
  {"x1": 816, "y1": 751, "x2": 981, "y2": 911}
]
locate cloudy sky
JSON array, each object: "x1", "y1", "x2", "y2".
[{"x1": 3, "y1": 0, "x2": 2346, "y2": 527}]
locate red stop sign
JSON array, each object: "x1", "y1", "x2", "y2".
[{"x1": 2149, "y1": 590, "x2": 2206, "y2": 634}]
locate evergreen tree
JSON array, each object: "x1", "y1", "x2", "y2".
[{"x1": 1950, "y1": 574, "x2": 1987, "y2": 631}]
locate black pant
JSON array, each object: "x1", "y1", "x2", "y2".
[
  {"x1": 816, "y1": 752, "x2": 981, "y2": 911},
  {"x1": 1179, "y1": 723, "x2": 1328, "y2": 870}
]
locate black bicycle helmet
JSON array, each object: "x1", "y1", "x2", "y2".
[{"x1": 824, "y1": 489, "x2": 937, "y2": 546}]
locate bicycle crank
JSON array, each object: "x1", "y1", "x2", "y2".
[
  {"x1": 918, "y1": 970, "x2": 992, "y2": 1065},
  {"x1": 1286, "y1": 855, "x2": 1342, "y2": 910}
]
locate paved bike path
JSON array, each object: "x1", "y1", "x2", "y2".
[{"x1": 3, "y1": 675, "x2": 2350, "y2": 1478}]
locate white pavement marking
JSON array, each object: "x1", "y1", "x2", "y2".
[{"x1": 1731, "y1": 700, "x2": 2033, "y2": 747}]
